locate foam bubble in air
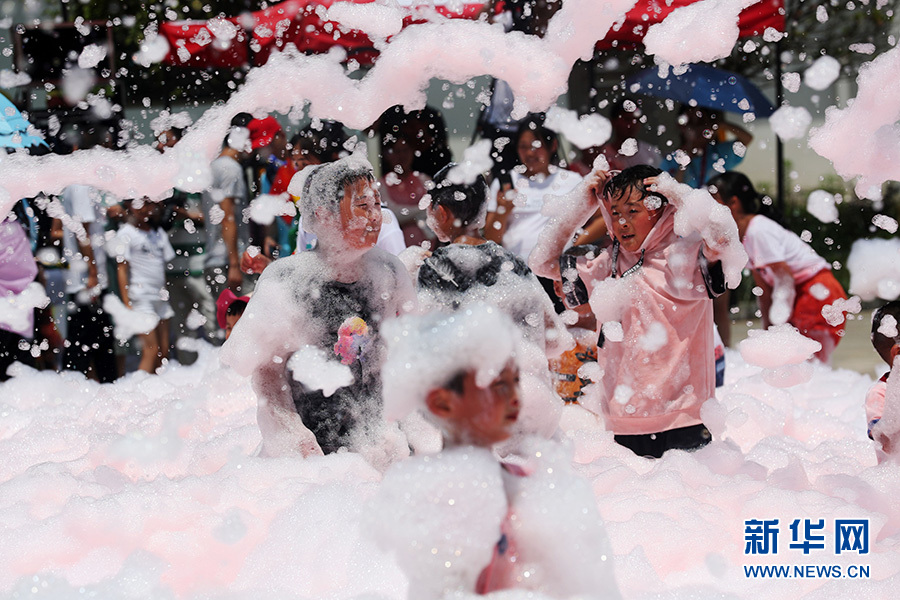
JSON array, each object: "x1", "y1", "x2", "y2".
[
  {"x1": 806, "y1": 189, "x2": 839, "y2": 223},
  {"x1": 821, "y1": 296, "x2": 861, "y2": 327},
  {"x1": 770, "y1": 106, "x2": 813, "y2": 141},
  {"x1": 847, "y1": 238, "x2": 900, "y2": 300},
  {"x1": 804, "y1": 55, "x2": 841, "y2": 91},
  {"x1": 287, "y1": 345, "x2": 354, "y2": 397},
  {"x1": 544, "y1": 106, "x2": 612, "y2": 150},
  {"x1": 808, "y1": 48, "x2": 900, "y2": 199},
  {"x1": 247, "y1": 194, "x2": 296, "y2": 226},
  {"x1": 0, "y1": 282, "x2": 49, "y2": 335},
  {"x1": 77, "y1": 44, "x2": 108, "y2": 69}
]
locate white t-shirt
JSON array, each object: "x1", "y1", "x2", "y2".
[
  {"x1": 200, "y1": 155, "x2": 249, "y2": 269},
  {"x1": 108, "y1": 224, "x2": 176, "y2": 303},
  {"x1": 61, "y1": 185, "x2": 109, "y2": 296},
  {"x1": 487, "y1": 168, "x2": 583, "y2": 260},
  {"x1": 295, "y1": 207, "x2": 406, "y2": 256},
  {"x1": 742, "y1": 215, "x2": 829, "y2": 285}
]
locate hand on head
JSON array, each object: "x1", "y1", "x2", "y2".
[{"x1": 585, "y1": 169, "x2": 612, "y2": 205}]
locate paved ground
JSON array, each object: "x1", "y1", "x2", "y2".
[{"x1": 729, "y1": 309, "x2": 886, "y2": 378}]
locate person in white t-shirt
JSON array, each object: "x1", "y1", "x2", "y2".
[
  {"x1": 709, "y1": 171, "x2": 847, "y2": 362},
  {"x1": 485, "y1": 115, "x2": 582, "y2": 311},
  {"x1": 109, "y1": 198, "x2": 176, "y2": 373},
  {"x1": 485, "y1": 115, "x2": 583, "y2": 261}
]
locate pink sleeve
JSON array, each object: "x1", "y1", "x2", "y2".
[{"x1": 866, "y1": 381, "x2": 887, "y2": 424}]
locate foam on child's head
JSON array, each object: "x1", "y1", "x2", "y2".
[
  {"x1": 287, "y1": 151, "x2": 374, "y2": 234},
  {"x1": 381, "y1": 304, "x2": 519, "y2": 423},
  {"x1": 603, "y1": 164, "x2": 665, "y2": 203},
  {"x1": 872, "y1": 300, "x2": 900, "y2": 363},
  {"x1": 425, "y1": 163, "x2": 489, "y2": 230}
]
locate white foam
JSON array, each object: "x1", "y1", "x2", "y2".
[
  {"x1": 847, "y1": 238, "x2": 900, "y2": 301},
  {"x1": 805, "y1": 189, "x2": 839, "y2": 223},
  {"x1": 643, "y1": 0, "x2": 751, "y2": 66},
  {"x1": 770, "y1": 105, "x2": 813, "y2": 141},
  {"x1": 804, "y1": 55, "x2": 842, "y2": 91},
  {"x1": 544, "y1": 105, "x2": 612, "y2": 150}
]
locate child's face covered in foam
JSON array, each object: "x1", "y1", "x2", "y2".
[
  {"x1": 338, "y1": 177, "x2": 383, "y2": 250},
  {"x1": 604, "y1": 185, "x2": 664, "y2": 252},
  {"x1": 436, "y1": 363, "x2": 521, "y2": 447}
]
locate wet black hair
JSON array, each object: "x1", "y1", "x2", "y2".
[
  {"x1": 428, "y1": 163, "x2": 489, "y2": 228},
  {"x1": 227, "y1": 300, "x2": 248, "y2": 317},
  {"x1": 603, "y1": 165, "x2": 665, "y2": 203},
  {"x1": 296, "y1": 120, "x2": 348, "y2": 163},
  {"x1": 514, "y1": 113, "x2": 560, "y2": 164},
  {"x1": 707, "y1": 171, "x2": 759, "y2": 215},
  {"x1": 417, "y1": 242, "x2": 530, "y2": 307},
  {"x1": 222, "y1": 112, "x2": 254, "y2": 147},
  {"x1": 872, "y1": 301, "x2": 900, "y2": 364},
  {"x1": 377, "y1": 105, "x2": 451, "y2": 178}
]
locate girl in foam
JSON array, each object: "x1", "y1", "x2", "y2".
[
  {"x1": 221, "y1": 153, "x2": 416, "y2": 458},
  {"x1": 530, "y1": 165, "x2": 744, "y2": 458},
  {"x1": 708, "y1": 171, "x2": 848, "y2": 363}
]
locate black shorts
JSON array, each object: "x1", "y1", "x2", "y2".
[{"x1": 614, "y1": 424, "x2": 712, "y2": 459}]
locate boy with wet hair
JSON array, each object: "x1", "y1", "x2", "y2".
[
  {"x1": 424, "y1": 163, "x2": 490, "y2": 245},
  {"x1": 866, "y1": 301, "x2": 900, "y2": 457},
  {"x1": 221, "y1": 153, "x2": 416, "y2": 458},
  {"x1": 531, "y1": 164, "x2": 741, "y2": 458}
]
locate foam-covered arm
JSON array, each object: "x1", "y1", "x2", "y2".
[
  {"x1": 528, "y1": 172, "x2": 605, "y2": 280},
  {"x1": 650, "y1": 173, "x2": 748, "y2": 289},
  {"x1": 252, "y1": 361, "x2": 323, "y2": 458}
]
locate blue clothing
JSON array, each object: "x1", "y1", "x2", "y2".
[{"x1": 660, "y1": 140, "x2": 744, "y2": 187}]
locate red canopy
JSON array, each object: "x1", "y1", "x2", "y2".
[
  {"x1": 157, "y1": 0, "x2": 784, "y2": 69},
  {"x1": 158, "y1": 0, "x2": 483, "y2": 68},
  {"x1": 598, "y1": 0, "x2": 785, "y2": 49}
]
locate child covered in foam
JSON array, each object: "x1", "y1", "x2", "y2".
[
  {"x1": 221, "y1": 153, "x2": 416, "y2": 458},
  {"x1": 866, "y1": 301, "x2": 900, "y2": 461},
  {"x1": 530, "y1": 164, "x2": 745, "y2": 458},
  {"x1": 371, "y1": 305, "x2": 620, "y2": 598},
  {"x1": 406, "y1": 164, "x2": 573, "y2": 444}
]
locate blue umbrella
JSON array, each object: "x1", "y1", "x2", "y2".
[
  {"x1": 0, "y1": 93, "x2": 47, "y2": 148},
  {"x1": 625, "y1": 64, "x2": 775, "y2": 117}
]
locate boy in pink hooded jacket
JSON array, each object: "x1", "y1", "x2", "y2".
[{"x1": 531, "y1": 165, "x2": 736, "y2": 458}]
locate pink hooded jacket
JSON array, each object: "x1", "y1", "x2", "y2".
[
  {"x1": 0, "y1": 220, "x2": 38, "y2": 338},
  {"x1": 574, "y1": 203, "x2": 717, "y2": 435}
]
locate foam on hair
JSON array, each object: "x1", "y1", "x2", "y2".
[
  {"x1": 427, "y1": 162, "x2": 489, "y2": 229},
  {"x1": 872, "y1": 300, "x2": 900, "y2": 364},
  {"x1": 381, "y1": 304, "x2": 519, "y2": 423},
  {"x1": 287, "y1": 152, "x2": 375, "y2": 234}
]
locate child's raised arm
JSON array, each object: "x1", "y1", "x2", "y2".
[
  {"x1": 528, "y1": 169, "x2": 610, "y2": 280},
  {"x1": 646, "y1": 173, "x2": 747, "y2": 289}
]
